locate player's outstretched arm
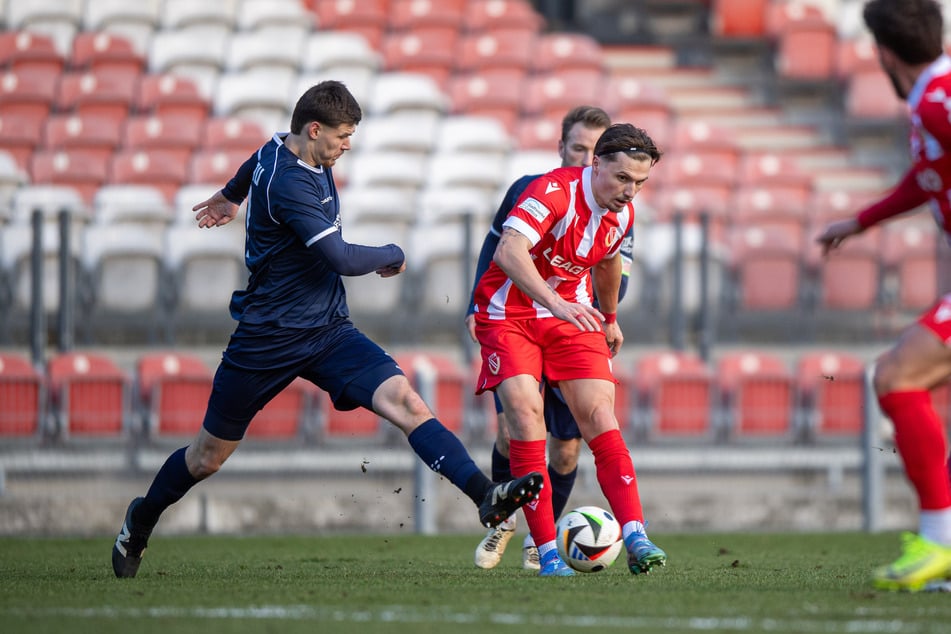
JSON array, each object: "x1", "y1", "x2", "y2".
[
  {"x1": 193, "y1": 190, "x2": 239, "y2": 228},
  {"x1": 815, "y1": 218, "x2": 863, "y2": 255}
]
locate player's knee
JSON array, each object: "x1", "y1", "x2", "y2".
[
  {"x1": 187, "y1": 450, "x2": 226, "y2": 480},
  {"x1": 550, "y1": 439, "x2": 581, "y2": 473}
]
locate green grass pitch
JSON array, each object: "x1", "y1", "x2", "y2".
[{"x1": 1, "y1": 531, "x2": 949, "y2": 634}]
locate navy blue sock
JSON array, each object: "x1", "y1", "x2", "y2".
[
  {"x1": 491, "y1": 443, "x2": 512, "y2": 483},
  {"x1": 135, "y1": 447, "x2": 199, "y2": 528},
  {"x1": 549, "y1": 465, "x2": 578, "y2": 520},
  {"x1": 408, "y1": 418, "x2": 490, "y2": 504}
]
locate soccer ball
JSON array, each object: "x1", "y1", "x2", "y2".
[{"x1": 555, "y1": 505, "x2": 623, "y2": 573}]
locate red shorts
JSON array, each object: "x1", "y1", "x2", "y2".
[
  {"x1": 919, "y1": 293, "x2": 951, "y2": 344},
  {"x1": 474, "y1": 316, "x2": 617, "y2": 394}
]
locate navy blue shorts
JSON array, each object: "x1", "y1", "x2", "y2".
[
  {"x1": 491, "y1": 379, "x2": 581, "y2": 441},
  {"x1": 202, "y1": 320, "x2": 403, "y2": 441}
]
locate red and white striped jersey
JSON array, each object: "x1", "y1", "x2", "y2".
[
  {"x1": 909, "y1": 54, "x2": 951, "y2": 235},
  {"x1": 473, "y1": 165, "x2": 634, "y2": 320}
]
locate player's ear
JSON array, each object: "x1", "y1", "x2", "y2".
[{"x1": 308, "y1": 121, "x2": 321, "y2": 139}]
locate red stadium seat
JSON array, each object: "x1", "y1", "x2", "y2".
[
  {"x1": 649, "y1": 183, "x2": 733, "y2": 226},
  {"x1": 662, "y1": 148, "x2": 740, "y2": 189},
  {"x1": 808, "y1": 227, "x2": 882, "y2": 311},
  {"x1": 836, "y1": 37, "x2": 880, "y2": 78},
  {"x1": 738, "y1": 152, "x2": 813, "y2": 189},
  {"x1": 846, "y1": 68, "x2": 908, "y2": 120},
  {"x1": 307, "y1": 0, "x2": 388, "y2": 49},
  {"x1": 604, "y1": 73, "x2": 671, "y2": 120},
  {"x1": 318, "y1": 400, "x2": 383, "y2": 442},
  {"x1": 633, "y1": 351, "x2": 714, "y2": 441},
  {"x1": 774, "y1": 13, "x2": 837, "y2": 79},
  {"x1": 448, "y1": 68, "x2": 525, "y2": 133},
  {"x1": 42, "y1": 114, "x2": 122, "y2": 162},
  {"x1": 246, "y1": 378, "x2": 317, "y2": 441},
  {"x1": 0, "y1": 31, "x2": 64, "y2": 74},
  {"x1": 0, "y1": 112, "x2": 42, "y2": 169},
  {"x1": 120, "y1": 113, "x2": 205, "y2": 165},
  {"x1": 201, "y1": 117, "x2": 268, "y2": 155},
  {"x1": 530, "y1": 33, "x2": 605, "y2": 74},
  {"x1": 728, "y1": 224, "x2": 804, "y2": 311},
  {"x1": 796, "y1": 351, "x2": 866, "y2": 440},
  {"x1": 514, "y1": 113, "x2": 563, "y2": 150},
  {"x1": 0, "y1": 352, "x2": 44, "y2": 439},
  {"x1": 188, "y1": 149, "x2": 250, "y2": 185},
  {"x1": 30, "y1": 148, "x2": 110, "y2": 203},
  {"x1": 387, "y1": 0, "x2": 466, "y2": 31},
  {"x1": 716, "y1": 351, "x2": 795, "y2": 440},
  {"x1": 381, "y1": 28, "x2": 458, "y2": 88},
  {"x1": 395, "y1": 352, "x2": 467, "y2": 434},
  {"x1": 522, "y1": 70, "x2": 606, "y2": 118},
  {"x1": 464, "y1": 0, "x2": 545, "y2": 33},
  {"x1": 455, "y1": 29, "x2": 538, "y2": 73},
  {"x1": 69, "y1": 32, "x2": 144, "y2": 76},
  {"x1": 56, "y1": 69, "x2": 138, "y2": 119},
  {"x1": 0, "y1": 68, "x2": 59, "y2": 120},
  {"x1": 108, "y1": 149, "x2": 189, "y2": 202},
  {"x1": 137, "y1": 352, "x2": 213, "y2": 438},
  {"x1": 882, "y1": 224, "x2": 939, "y2": 313},
  {"x1": 134, "y1": 74, "x2": 210, "y2": 119},
  {"x1": 47, "y1": 351, "x2": 130, "y2": 438},
  {"x1": 711, "y1": 0, "x2": 767, "y2": 37}
]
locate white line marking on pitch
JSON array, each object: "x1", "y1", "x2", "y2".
[{"x1": 0, "y1": 605, "x2": 929, "y2": 632}]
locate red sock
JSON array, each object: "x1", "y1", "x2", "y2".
[
  {"x1": 509, "y1": 438, "x2": 556, "y2": 545},
  {"x1": 879, "y1": 390, "x2": 951, "y2": 510},
  {"x1": 589, "y1": 429, "x2": 644, "y2": 524}
]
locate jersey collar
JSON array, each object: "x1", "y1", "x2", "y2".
[
  {"x1": 908, "y1": 53, "x2": 951, "y2": 110},
  {"x1": 582, "y1": 166, "x2": 609, "y2": 215}
]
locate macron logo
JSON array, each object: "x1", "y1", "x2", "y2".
[
  {"x1": 545, "y1": 181, "x2": 560, "y2": 195},
  {"x1": 621, "y1": 475, "x2": 634, "y2": 486}
]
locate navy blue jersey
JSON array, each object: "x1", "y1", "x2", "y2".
[
  {"x1": 466, "y1": 173, "x2": 635, "y2": 315},
  {"x1": 225, "y1": 134, "x2": 402, "y2": 328}
]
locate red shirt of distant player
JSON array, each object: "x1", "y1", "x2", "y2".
[{"x1": 472, "y1": 165, "x2": 634, "y2": 321}]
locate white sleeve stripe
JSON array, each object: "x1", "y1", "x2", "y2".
[
  {"x1": 305, "y1": 225, "x2": 337, "y2": 247},
  {"x1": 502, "y1": 216, "x2": 541, "y2": 246}
]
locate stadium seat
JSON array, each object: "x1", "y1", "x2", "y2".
[
  {"x1": 307, "y1": 0, "x2": 388, "y2": 49},
  {"x1": 356, "y1": 112, "x2": 440, "y2": 155},
  {"x1": 136, "y1": 351, "x2": 213, "y2": 439},
  {"x1": 394, "y1": 352, "x2": 467, "y2": 434},
  {"x1": 91, "y1": 184, "x2": 171, "y2": 229},
  {"x1": 0, "y1": 67, "x2": 59, "y2": 121},
  {"x1": 796, "y1": 351, "x2": 866, "y2": 440},
  {"x1": 632, "y1": 351, "x2": 714, "y2": 442},
  {"x1": 171, "y1": 183, "x2": 229, "y2": 226},
  {"x1": 531, "y1": 32, "x2": 605, "y2": 74},
  {"x1": 146, "y1": 29, "x2": 228, "y2": 100},
  {"x1": 405, "y1": 223, "x2": 483, "y2": 324},
  {"x1": 846, "y1": 68, "x2": 908, "y2": 120},
  {"x1": 134, "y1": 73, "x2": 210, "y2": 120},
  {"x1": 47, "y1": 351, "x2": 130, "y2": 439},
  {"x1": 0, "y1": 112, "x2": 41, "y2": 169},
  {"x1": 522, "y1": 70, "x2": 607, "y2": 118},
  {"x1": 120, "y1": 113, "x2": 205, "y2": 166},
  {"x1": 107, "y1": 149, "x2": 189, "y2": 202},
  {"x1": 55, "y1": 69, "x2": 137, "y2": 119},
  {"x1": 0, "y1": 31, "x2": 65, "y2": 74},
  {"x1": 41, "y1": 114, "x2": 122, "y2": 163},
  {"x1": 339, "y1": 185, "x2": 417, "y2": 227},
  {"x1": 881, "y1": 224, "x2": 939, "y2": 313},
  {"x1": 662, "y1": 149, "x2": 740, "y2": 190},
  {"x1": 808, "y1": 226, "x2": 882, "y2": 312},
  {"x1": 10, "y1": 183, "x2": 87, "y2": 226},
  {"x1": 0, "y1": 352, "x2": 44, "y2": 439},
  {"x1": 80, "y1": 0, "x2": 161, "y2": 52},
  {"x1": 502, "y1": 149, "x2": 560, "y2": 185},
  {"x1": 603, "y1": 73, "x2": 671, "y2": 123},
  {"x1": 726, "y1": 224, "x2": 804, "y2": 312},
  {"x1": 366, "y1": 72, "x2": 448, "y2": 117},
  {"x1": 300, "y1": 31, "x2": 381, "y2": 75},
  {"x1": 6, "y1": 0, "x2": 83, "y2": 56},
  {"x1": 293, "y1": 68, "x2": 376, "y2": 113},
  {"x1": 435, "y1": 115, "x2": 511, "y2": 157},
  {"x1": 716, "y1": 351, "x2": 796, "y2": 440},
  {"x1": 426, "y1": 151, "x2": 506, "y2": 193},
  {"x1": 514, "y1": 112, "x2": 563, "y2": 150},
  {"x1": 710, "y1": 0, "x2": 768, "y2": 37},
  {"x1": 189, "y1": 149, "x2": 253, "y2": 186},
  {"x1": 387, "y1": 0, "x2": 466, "y2": 32},
  {"x1": 454, "y1": 29, "x2": 538, "y2": 74},
  {"x1": 69, "y1": 31, "x2": 144, "y2": 76},
  {"x1": 0, "y1": 150, "x2": 27, "y2": 211},
  {"x1": 225, "y1": 30, "x2": 306, "y2": 76},
  {"x1": 447, "y1": 68, "x2": 525, "y2": 132},
  {"x1": 29, "y1": 148, "x2": 110, "y2": 202},
  {"x1": 162, "y1": 223, "x2": 247, "y2": 329},
  {"x1": 416, "y1": 185, "x2": 495, "y2": 227},
  {"x1": 774, "y1": 11, "x2": 837, "y2": 79},
  {"x1": 730, "y1": 184, "x2": 812, "y2": 240},
  {"x1": 201, "y1": 116, "x2": 268, "y2": 155},
  {"x1": 78, "y1": 224, "x2": 165, "y2": 342},
  {"x1": 835, "y1": 36, "x2": 880, "y2": 78},
  {"x1": 739, "y1": 152, "x2": 813, "y2": 190},
  {"x1": 159, "y1": 0, "x2": 238, "y2": 36},
  {"x1": 347, "y1": 151, "x2": 428, "y2": 192},
  {"x1": 317, "y1": 398, "x2": 384, "y2": 444},
  {"x1": 464, "y1": 0, "x2": 545, "y2": 33},
  {"x1": 214, "y1": 69, "x2": 294, "y2": 135},
  {"x1": 236, "y1": 0, "x2": 314, "y2": 36},
  {"x1": 338, "y1": 223, "x2": 409, "y2": 327},
  {"x1": 246, "y1": 378, "x2": 316, "y2": 441},
  {"x1": 380, "y1": 28, "x2": 458, "y2": 88}
]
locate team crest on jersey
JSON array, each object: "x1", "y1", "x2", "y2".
[
  {"x1": 518, "y1": 197, "x2": 550, "y2": 222},
  {"x1": 605, "y1": 227, "x2": 621, "y2": 247},
  {"x1": 487, "y1": 352, "x2": 501, "y2": 375}
]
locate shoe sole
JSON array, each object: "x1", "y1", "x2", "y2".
[
  {"x1": 480, "y1": 472, "x2": 544, "y2": 528},
  {"x1": 112, "y1": 497, "x2": 146, "y2": 579},
  {"x1": 629, "y1": 554, "x2": 667, "y2": 575}
]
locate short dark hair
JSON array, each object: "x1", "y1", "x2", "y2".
[
  {"x1": 290, "y1": 80, "x2": 363, "y2": 134},
  {"x1": 864, "y1": 0, "x2": 943, "y2": 65},
  {"x1": 594, "y1": 123, "x2": 662, "y2": 165},
  {"x1": 560, "y1": 105, "x2": 611, "y2": 143}
]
